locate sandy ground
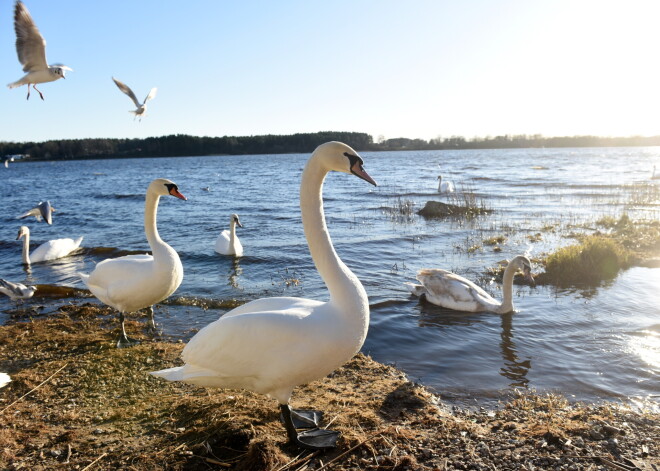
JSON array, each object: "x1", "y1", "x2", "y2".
[{"x1": 0, "y1": 302, "x2": 658, "y2": 470}]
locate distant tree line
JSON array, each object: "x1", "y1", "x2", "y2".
[
  {"x1": 379, "y1": 134, "x2": 660, "y2": 150},
  {"x1": 3, "y1": 131, "x2": 660, "y2": 161},
  {"x1": 0, "y1": 132, "x2": 374, "y2": 161}
]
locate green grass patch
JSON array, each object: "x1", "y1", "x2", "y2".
[{"x1": 543, "y1": 236, "x2": 633, "y2": 286}]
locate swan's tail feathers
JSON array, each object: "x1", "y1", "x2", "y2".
[
  {"x1": 74, "y1": 236, "x2": 84, "y2": 247},
  {"x1": 150, "y1": 364, "x2": 217, "y2": 383},
  {"x1": 404, "y1": 282, "x2": 426, "y2": 297},
  {"x1": 77, "y1": 272, "x2": 90, "y2": 288}
]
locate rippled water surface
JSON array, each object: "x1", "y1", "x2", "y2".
[{"x1": 1, "y1": 147, "x2": 658, "y2": 407}]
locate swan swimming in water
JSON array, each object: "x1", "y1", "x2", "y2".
[
  {"x1": 151, "y1": 142, "x2": 377, "y2": 450},
  {"x1": 437, "y1": 175, "x2": 455, "y2": 193},
  {"x1": 215, "y1": 214, "x2": 243, "y2": 257},
  {"x1": 16, "y1": 226, "x2": 82, "y2": 264},
  {"x1": 405, "y1": 255, "x2": 534, "y2": 314},
  {"x1": 79, "y1": 178, "x2": 186, "y2": 347}
]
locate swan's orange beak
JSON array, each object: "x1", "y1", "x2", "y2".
[
  {"x1": 351, "y1": 162, "x2": 377, "y2": 186},
  {"x1": 523, "y1": 267, "x2": 535, "y2": 286},
  {"x1": 169, "y1": 188, "x2": 187, "y2": 201}
]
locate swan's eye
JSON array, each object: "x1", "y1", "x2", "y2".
[{"x1": 343, "y1": 152, "x2": 364, "y2": 169}]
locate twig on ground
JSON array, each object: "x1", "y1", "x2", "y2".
[{"x1": 0, "y1": 363, "x2": 68, "y2": 414}]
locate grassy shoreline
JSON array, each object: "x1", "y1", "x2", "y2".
[{"x1": 1, "y1": 304, "x2": 658, "y2": 470}]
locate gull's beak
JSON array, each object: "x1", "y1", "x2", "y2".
[
  {"x1": 350, "y1": 161, "x2": 378, "y2": 186},
  {"x1": 169, "y1": 188, "x2": 187, "y2": 201},
  {"x1": 523, "y1": 267, "x2": 535, "y2": 286}
]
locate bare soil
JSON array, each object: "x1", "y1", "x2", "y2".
[{"x1": 0, "y1": 303, "x2": 658, "y2": 470}]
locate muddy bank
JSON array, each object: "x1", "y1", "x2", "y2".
[{"x1": 0, "y1": 303, "x2": 658, "y2": 470}]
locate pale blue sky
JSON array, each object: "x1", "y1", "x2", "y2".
[{"x1": 1, "y1": 0, "x2": 659, "y2": 143}]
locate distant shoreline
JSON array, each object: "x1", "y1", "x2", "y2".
[{"x1": 3, "y1": 131, "x2": 660, "y2": 162}]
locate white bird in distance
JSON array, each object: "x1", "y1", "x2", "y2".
[
  {"x1": 7, "y1": 1, "x2": 72, "y2": 100},
  {"x1": 112, "y1": 77, "x2": 157, "y2": 121}
]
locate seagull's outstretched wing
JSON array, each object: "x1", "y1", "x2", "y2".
[
  {"x1": 112, "y1": 77, "x2": 141, "y2": 108},
  {"x1": 17, "y1": 201, "x2": 53, "y2": 224},
  {"x1": 14, "y1": 1, "x2": 48, "y2": 73},
  {"x1": 143, "y1": 87, "x2": 157, "y2": 104}
]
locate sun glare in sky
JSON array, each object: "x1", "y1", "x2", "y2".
[{"x1": 1, "y1": 0, "x2": 659, "y2": 142}]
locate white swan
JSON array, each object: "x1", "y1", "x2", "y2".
[
  {"x1": 214, "y1": 214, "x2": 243, "y2": 257},
  {"x1": 0, "y1": 373, "x2": 10, "y2": 389},
  {"x1": 79, "y1": 178, "x2": 186, "y2": 347},
  {"x1": 151, "y1": 142, "x2": 377, "y2": 450},
  {"x1": 437, "y1": 175, "x2": 455, "y2": 193},
  {"x1": 405, "y1": 255, "x2": 534, "y2": 314},
  {"x1": 16, "y1": 226, "x2": 83, "y2": 264}
]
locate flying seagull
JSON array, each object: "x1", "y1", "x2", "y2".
[
  {"x1": 17, "y1": 200, "x2": 55, "y2": 225},
  {"x1": 0, "y1": 279, "x2": 37, "y2": 302},
  {"x1": 112, "y1": 77, "x2": 157, "y2": 121},
  {"x1": 7, "y1": 1, "x2": 72, "y2": 100}
]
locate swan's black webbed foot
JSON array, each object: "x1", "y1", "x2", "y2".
[
  {"x1": 280, "y1": 408, "x2": 324, "y2": 429},
  {"x1": 145, "y1": 306, "x2": 160, "y2": 335},
  {"x1": 295, "y1": 428, "x2": 340, "y2": 449},
  {"x1": 116, "y1": 333, "x2": 139, "y2": 348},
  {"x1": 280, "y1": 404, "x2": 339, "y2": 450}
]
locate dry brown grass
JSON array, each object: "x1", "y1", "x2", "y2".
[{"x1": 1, "y1": 303, "x2": 658, "y2": 470}]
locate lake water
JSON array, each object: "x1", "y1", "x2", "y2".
[{"x1": 1, "y1": 147, "x2": 658, "y2": 409}]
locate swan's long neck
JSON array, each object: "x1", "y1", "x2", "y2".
[
  {"x1": 20, "y1": 232, "x2": 30, "y2": 265},
  {"x1": 498, "y1": 262, "x2": 517, "y2": 314},
  {"x1": 144, "y1": 191, "x2": 166, "y2": 256},
  {"x1": 300, "y1": 156, "x2": 369, "y2": 316},
  {"x1": 229, "y1": 220, "x2": 237, "y2": 251}
]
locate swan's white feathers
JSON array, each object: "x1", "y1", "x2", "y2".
[
  {"x1": 29, "y1": 236, "x2": 83, "y2": 263},
  {"x1": 82, "y1": 253, "x2": 181, "y2": 314},
  {"x1": 0, "y1": 372, "x2": 11, "y2": 388},
  {"x1": 415, "y1": 268, "x2": 499, "y2": 312},
  {"x1": 154, "y1": 298, "x2": 351, "y2": 402}
]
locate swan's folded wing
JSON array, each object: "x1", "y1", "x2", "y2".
[
  {"x1": 30, "y1": 237, "x2": 83, "y2": 261},
  {"x1": 181, "y1": 300, "x2": 325, "y2": 378},
  {"x1": 417, "y1": 269, "x2": 496, "y2": 311}
]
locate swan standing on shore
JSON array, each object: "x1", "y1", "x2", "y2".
[
  {"x1": 437, "y1": 175, "x2": 455, "y2": 193},
  {"x1": 16, "y1": 226, "x2": 82, "y2": 264},
  {"x1": 215, "y1": 214, "x2": 243, "y2": 256},
  {"x1": 8, "y1": 1, "x2": 72, "y2": 100},
  {"x1": 151, "y1": 142, "x2": 377, "y2": 450},
  {"x1": 79, "y1": 179, "x2": 186, "y2": 347},
  {"x1": 112, "y1": 77, "x2": 157, "y2": 121},
  {"x1": 405, "y1": 255, "x2": 534, "y2": 314}
]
